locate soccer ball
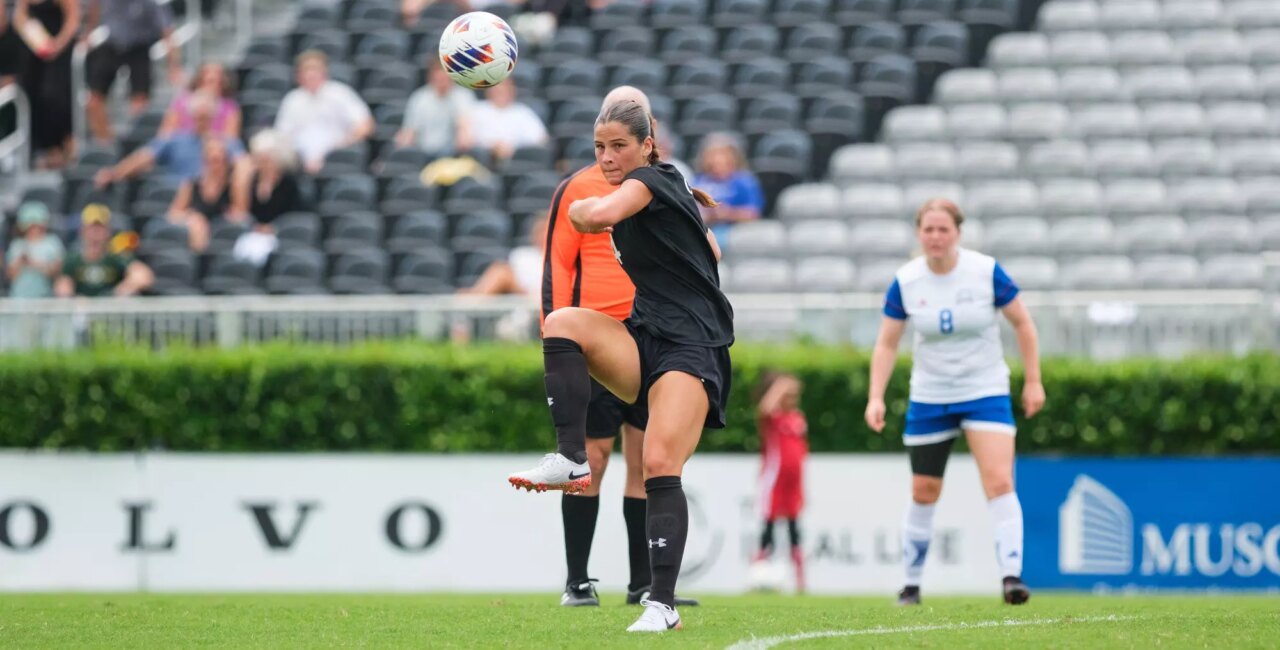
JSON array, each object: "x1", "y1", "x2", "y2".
[
  {"x1": 747, "y1": 559, "x2": 787, "y2": 593},
  {"x1": 438, "y1": 11, "x2": 518, "y2": 90}
]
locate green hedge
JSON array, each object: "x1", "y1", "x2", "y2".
[{"x1": 0, "y1": 344, "x2": 1277, "y2": 454}]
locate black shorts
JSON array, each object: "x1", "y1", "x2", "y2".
[
  {"x1": 909, "y1": 437, "x2": 956, "y2": 478},
  {"x1": 625, "y1": 320, "x2": 732, "y2": 430},
  {"x1": 88, "y1": 43, "x2": 154, "y2": 96},
  {"x1": 587, "y1": 378, "x2": 648, "y2": 439}
]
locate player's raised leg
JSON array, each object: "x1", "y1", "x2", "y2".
[
  {"x1": 627, "y1": 371, "x2": 706, "y2": 633},
  {"x1": 967, "y1": 426, "x2": 1030, "y2": 605},
  {"x1": 508, "y1": 308, "x2": 640, "y2": 493}
]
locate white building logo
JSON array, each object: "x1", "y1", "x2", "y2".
[{"x1": 1059, "y1": 475, "x2": 1133, "y2": 575}]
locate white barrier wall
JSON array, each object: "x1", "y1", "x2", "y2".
[{"x1": 0, "y1": 453, "x2": 1001, "y2": 594}]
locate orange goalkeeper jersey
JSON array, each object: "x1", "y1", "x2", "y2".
[{"x1": 540, "y1": 163, "x2": 636, "y2": 326}]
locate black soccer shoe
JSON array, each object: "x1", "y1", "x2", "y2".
[
  {"x1": 1003, "y1": 576, "x2": 1031, "y2": 605},
  {"x1": 561, "y1": 580, "x2": 600, "y2": 607},
  {"x1": 897, "y1": 585, "x2": 922, "y2": 606},
  {"x1": 626, "y1": 585, "x2": 700, "y2": 607}
]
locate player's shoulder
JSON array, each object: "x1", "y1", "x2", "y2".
[
  {"x1": 894, "y1": 256, "x2": 931, "y2": 285},
  {"x1": 957, "y1": 248, "x2": 998, "y2": 277}
]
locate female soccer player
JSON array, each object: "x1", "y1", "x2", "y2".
[
  {"x1": 751, "y1": 370, "x2": 809, "y2": 593},
  {"x1": 508, "y1": 100, "x2": 733, "y2": 633},
  {"x1": 864, "y1": 198, "x2": 1045, "y2": 606}
]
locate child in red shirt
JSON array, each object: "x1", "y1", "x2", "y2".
[{"x1": 752, "y1": 370, "x2": 809, "y2": 593}]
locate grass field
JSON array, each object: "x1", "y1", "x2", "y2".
[{"x1": 2, "y1": 593, "x2": 1278, "y2": 648}]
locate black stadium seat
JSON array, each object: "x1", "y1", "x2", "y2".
[{"x1": 387, "y1": 210, "x2": 447, "y2": 254}]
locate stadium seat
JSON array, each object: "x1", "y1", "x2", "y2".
[
  {"x1": 1025, "y1": 140, "x2": 1091, "y2": 179},
  {"x1": 730, "y1": 58, "x2": 791, "y2": 99},
  {"x1": 850, "y1": 219, "x2": 914, "y2": 257},
  {"x1": 721, "y1": 25, "x2": 780, "y2": 64},
  {"x1": 1162, "y1": 1, "x2": 1226, "y2": 32},
  {"x1": 741, "y1": 94, "x2": 802, "y2": 136},
  {"x1": 728, "y1": 221, "x2": 788, "y2": 259},
  {"x1": 455, "y1": 246, "x2": 510, "y2": 286},
  {"x1": 203, "y1": 254, "x2": 263, "y2": 295},
  {"x1": 1076, "y1": 105, "x2": 1145, "y2": 142},
  {"x1": 1206, "y1": 103, "x2": 1274, "y2": 142},
  {"x1": 775, "y1": 182, "x2": 841, "y2": 221},
  {"x1": 794, "y1": 256, "x2": 857, "y2": 291},
  {"x1": 967, "y1": 179, "x2": 1038, "y2": 218},
  {"x1": 207, "y1": 220, "x2": 248, "y2": 257},
  {"x1": 894, "y1": 144, "x2": 957, "y2": 181},
  {"x1": 324, "y1": 213, "x2": 384, "y2": 254},
  {"x1": 1135, "y1": 255, "x2": 1201, "y2": 289},
  {"x1": 1000, "y1": 255, "x2": 1058, "y2": 290},
  {"x1": 130, "y1": 178, "x2": 179, "y2": 217},
  {"x1": 752, "y1": 130, "x2": 814, "y2": 209},
  {"x1": 1110, "y1": 30, "x2": 1178, "y2": 68},
  {"x1": 292, "y1": 29, "x2": 348, "y2": 59},
  {"x1": 987, "y1": 32, "x2": 1050, "y2": 69},
  {"x1": 139, "y1": 220, "x2": 190, "y2": 258},
  {"x1": 505, "y1": 171, "x2": 558, "y2": 215},
  {"x1": 985, "y1": 216, "x2": 1051, "y2": 256},
  {"x1": 841, "y1": 183, "x2": 904, "y2": 220},
  {"x1": 957, "y1": 0, "x2": 1018, "y2": 63},
  {"x1": 452, "y1": 210, "x2": 513, "y2": 251},
  {"x1": 266, "y1": 246, "x2": 328, "y2": 294},
  {"x1": 1039, "y1": 0, "x2": 1100, "y2": 33},
  {"x1": 1143, "y1": 102, "x2": 1208, "y2": 141},
  {"x1": 830, "y1": 144, "x2": 894, "y2": 184},
  {"x1": 849, "y1": 21, "x2": 907, "y2": 68},
  {"x1": 143, "y1": 249, "x2": 198, "y2": 296},
  {"x1": 710, "y1": 0, "x2": 768, "y2": 27},
  {"x1": 649, "y1": 0, "x2": 707, "y2": 28},
  {"x1": 1223, "y1": 142, "x2": 1280, "y2": 178},
  {"x1": 317, "y1": 174, "x2": 376, "y2": 215},
  {"x1": 803, "y1": 92, "x2": 864, "y2": 175},
  {"x1": 911, "y1": 21, "x2": 970, "y2": 99},
  {"x1": 934, "y1": 68, "x2": 998, "y2": 104},
  {"x1": 1171, "y1": 178, "x2": 1245, "y2": 217},
  {"x1": 1202, "y1": 254, "x2": 1264, "y2": 289},
  {"x1": 1061, "y1": 255, "x2": 1137, "y2": 290},
  {"x1": 1195, "y1": 65, "x2": 1259, "y2": 103},
  {"x1": 792, "y1": 57, "x2": 854, "y2": 99},
  {"x1": 1100, "y1": 1, "x2": 1161, "y2": 33},
  {"x1": 1104, "y1": 179, "x2": 1173, "y2": 217},
  {"x1": 321, "y1": 145, "x2": 372, "y2": 178},
  {"x1": 1153, "y1": 139, "x2": 1224, "y2": 181},
  {"x1": 677, "y1": 93, "x2": 737, "y2": 137},
  {"x1": 853, "y1": 257, "x2": 902, "y2": 291},
  {"x1": 543, "y1": 60, "x2": 604, "y2": 102},
  {"x1": 345, "y1": 1, "x2": 399, "y2": 31},
  {"x1": 832, "y1": 0, "x2": 892, "y2": 26},
  {"x1": 352, "y1": 30, "x2": 409, "y2": 66},
  {"x1": 1058, "y1": 66, "x2": 1127, "y2": 106},
  {"x1": 667, "y1": 60, "x2": 729, "y2": 99},
  {"x1": 902, "y1": 180, "x2": 964, "y2": 208},
  {"x1": 538, "y1": 27, "x2": 593, "y2": 66},
  {"x1": 1092, "y1": 138, "x2": 1156, "y2": 179},
  {"x1": 657, "y1": 26, "x2": 716, "y2": 65},
  {"x1": 1038, "y1": 178, "x2": 1103, "y2": 218},
  {"x1": 1179, "y1": 29, "x2": 1248, "y2": 67},
  {"x1": 607, "y1": 60, "x2": 666, "y2": 96},
  {"x1": 386, "y1": 209, "x2": 448, "y2": 256},
  {"x1": 1189, "y1": 216, "x2": 1257, "y2": 255},
  {"x1": 726, "y1": 258, "x2": 792, "y2": 292},
  {"x1": 1004, "y1": 102, "x2": 1069, "y2": 143},
  {"x1": 591, "y1": 0, "x2": 646, "y2": 30},
  {"x1": 784, "y1": 25, "x2": 840, "y2": 66},
  {"x1": 1117, "y1": 215, "x2": 1192, "y2": 257},
  {"x1": 596, "y1": 28, "x2": 655, "y2": 65},
  {"x1": 997, "y1": 68, "x2": 1059, "y2": 105},
  {"x1": 329, "y1": 247, "x2": 391, "y2": 294},
  {"x1": 788, "y1": 219, "x2": 850, "y2": 257},
  {"x1": 956, "y1": 142, "x2": 1017, "y2": 180},
  {"x1": 360, "y1": 63, "x2": 418, "y2": 103},
  {"x1": 442, "y1": 177, "x2": 500, "y2": 215},
  {"x1": 274, "y1": 212, "x2": 323, "y2": 249},
  {"x1": 1050, "y1": 31, "x2": 1112, "y2": 68},
  {"x1": 393, "y1": 247, "x2": 454, "y2": 294},
  {"x1": 947, "y1": 104, "x2": 1007, "y2": 141},
  {"x1": 883, "y1": 105, "x2": 946, "y2": 143},
  {"x1": 897, "y1": 0, "x2": 956, "y2": 32},
  {"x1": 1051, "y1": 216, "x2": 1118, "y2": 256},
  {"x1": 294, "y1": 4, "x2": 337, "y2": 31}
]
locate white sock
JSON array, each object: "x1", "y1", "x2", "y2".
[
  {"x1": 902, "y1": 501, "x2": 936, "y2": 587},
  {"x1": 988, "y1": 492, "x2": 1024, "y2": 578}
]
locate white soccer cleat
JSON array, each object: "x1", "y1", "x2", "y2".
[
  {"x1": 507, "y1": 453, "x2": 591, "y2": 494},
  {"x1": 626, "y1": 599, "x2": 682, "y2": 632}
]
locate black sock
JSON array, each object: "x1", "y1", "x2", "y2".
[
  {"x1": 759, "y1": 519, "x2": 776, "y2": 555},
  {"x1": 787, "y1": 518, "x2": 802, "y2": 548},
  {"x1": 561, "y1": 494, "x2": 599, "y2": 586},
  {"x1": 624, "y1": 496, "x2": 650, "y2": 592},
  {"x1": 645, "y1": 476, "x2": 688, "y2": 607},
  {"x1": 543, "y1": 337, "x2": 590, "y2": 464}
]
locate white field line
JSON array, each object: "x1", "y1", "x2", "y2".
[{"x1": 725, "y1": 614, "x2": 1139, "y2": 650}]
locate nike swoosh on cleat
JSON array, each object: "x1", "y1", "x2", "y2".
[
  {"x1": 568, "y1": 471, "x2": 589, "y2": 480},
  {"x1": 667, "y1": 619, "x2": 679, "y2": 629}
]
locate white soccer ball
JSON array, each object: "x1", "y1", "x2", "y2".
[
  {"x1": 747, "y1": 559, "x2": 787, "y2": 593},
  {"x1": 438, "y1": 11, "x2": 518, "y2": 90}
]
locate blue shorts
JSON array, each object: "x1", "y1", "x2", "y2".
[{"x1": 903, "y1": 395, "x2": 1016, "y2": 446}]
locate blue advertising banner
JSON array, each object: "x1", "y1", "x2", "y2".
[{"x1": 1017, "y1": 458, "x2": 1280, "y2": 590}]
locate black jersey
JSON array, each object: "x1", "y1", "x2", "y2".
[{"x1": 611, "y1": 163, "x2": 735, "y2": 347}]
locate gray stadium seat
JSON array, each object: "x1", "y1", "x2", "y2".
[
  {"x1": 1039, "y1": 178, "x2": 1103, "y2": 218},
  {"x1": 1075, "y1": 104, "x2": 1145, "y2": 141},
  {"x1": 1153, "y1": 139, "x2": 1225, "y2": 181},
  {"x1": 1201, "y1": 254, "x2": 1264, "y2": 289},
  {"x1": 1161, "y1": 1, "x2": 1226, "y2": 32},
  {"x1": 1222, "y1": 142, "x2": 1280, "y2": 178},
  {"x1": 727, "y1": 259, "x2": 793, "y2": 292},
  {"x1": 1058, "y1": 66, "x2": 1128, "y2": 106},
  {"x1": 894, "y1": 146, "x2": 959, "y2": 181},
  {"x1": 1104, "y1": 179, "x2": 1172, "y2": 217},
  {"x1": 1110, "y1": 30, "x2": 1179, "y2": 68},
  {"x1": 854, "y1": 258, "x2": 905, "y2": 292},
  {"x1": 1000, "y1": 256, "x2": 1059, "y2": 290},
  {"x1": 1228, "y1": 0, "x2": 1280, "y2": 29},
  {"x1": 1259, "y1": 66, "x2": 1280, "y2": 106},
  {"x1": 933, "y1": 68, "x2": 998, "y2": 104},
  {"x1": 1091, "y1": 139, "x2": 1156, "y2": 178},
  {"x1": 830, "y1": 144, "x2": 895, "y2": 184},
  {"x1": 1101, "y1": 1, "x2": 1161, "y2": 32},
  {"x1": 901, "y1": 181, "x2": 965, "y2": 210},
  {"x1": 794, "y1": 257, "x2": 858, "y2": 291},
  {"x1": 948, "y1": 104, "x2": 1009, "y2": 141},
  {"x1": 956, "y1": 142, "x2": 1018, "y2": 179},
  {"x1": 1189, "y1": 216, "x2": 1257, "y2": 254},
  {"x1": 775, "y1": 183, "x2": 842, "y2": 220},
  {"x1": 1116, "y1": 215, "x2": 1192, "y2": 256},
  {"x1": 1126, "y1": 66, "x2": 1197, "y2": 103},
  {"x1": 1244, "y1": 29, "x2": 1280, "y2": 66},
  {"x1": 966, "y1": 179, "x2": 1038, "y2": 220},
  {"x1": 1178, "y1": 29, "x2": 1249, "y2": 67},
  {"x1": 1025, "y1": 140, "x2": 1092, "y2": 179},
  {"x1": 986, "y1": 32, "x2": 1050, "y2": 69},
  {"x1": 1239, "y1": 179, "x2": 1280, "y2": 216},
  {"x1": 883, "y1": 105, "x2": 947, "y2": 142},
  {"x1": 1206, "y1": 103, "x2": 1274, "y2": 141},
  {"x1": 1171, "y1": 178, "x2": 1245, "y2": 217},
  {"x1": 1006, "y1": 103, "x2": 1071, "y2": 142},
  {"x1": 1255, "y1": 217, "x2": 1280, "y2": 250},
  {"x1": 997, "y1": 68, "x2": 1060, "y2": 104},
  {"x1": 1050, "y1": 32, "x2": 1112, "y2": 68},
  {"x1": 1039, "y1": 1, "x2": 1100, "y2": 33},
  {"x1": 842, "y1": 184, "x2": 906, "y2": 219},
  {"x1": 789, "y1": 220, "x2": 851, "y2": 256},
  {"x1": 985, "y1": 217, "x2": 1051, "y2": 256},
  {"x1": 850, "y1": 219, "x2": 915, "y2": 256},
  {"x1": 1142, "y1": 102, "x2": 1208, "y2": 140},
  {"x1": 1060, "y1": 255, "x2": 1137, "y2": 289},
  {"x1": 1052, "y1": 216, "x2": 1117, "y2": 256},
  {"x1": 1135, "y1": 255, "x2": 1201, "y2": 288},
  {"x1": 1195, "y1": 66, "x2": 1260, "y2": 102},
  {"x1": 726, "y1": 220, "x2": 788, "y2": 259}
]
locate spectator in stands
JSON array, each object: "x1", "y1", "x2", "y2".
[
  {"x1": 471, "y1": 81, "x2": 548, "y2": 162},
  {"x1": 275, "y1": 50, "x2": 374, "y2": 175},
  {"x1": 93, "y1": 92, "x2": 246, "y2": 188},
  {"x1": 13, "y1": 0, "x2": 80, "y2": 169},
  {"x1": 5, "y1": 201, "x2": 64, "y2": 298},
  {"x1": 691, "y1": 134, "x2": 765, "y2": 249},
  {"x1": 158, "y1": 61, "x2": 241, "y2": 139},
  {"x1": 395, "y1": 58, "x2": 475, "y2": 157},
  {"x1": 55, "y1": 204, "x2": 154, "y2": 297},
  {"x1": 83, "y1": 0, "x2": 180, "y2": 143},
  {"x1": 165, "y1": 138, "x2": 239, "y2": 253},
  {"x1": 229, "y1": 129, "x2": 308, "y2": 266},
  {"x1": 457, "y1": 216, "x2": 547, "y2": 297}
]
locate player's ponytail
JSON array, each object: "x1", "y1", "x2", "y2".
[{"x1": 691, "y1": 188, "x2": 718, "y2": 208}]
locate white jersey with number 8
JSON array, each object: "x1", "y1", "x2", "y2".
[{"x1": 883, "y1": 248, "x2": 1020, "y2": 404}]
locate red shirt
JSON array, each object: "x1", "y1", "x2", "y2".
[{"x1": 760, "y1": 410, "x2": 809, "y2": 473}]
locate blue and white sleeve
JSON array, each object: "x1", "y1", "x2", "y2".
[
  {"x1": 993, "y1": 262, "x2": 1020, "y2": 307},
  {"x1": 883, "y1": 278, "x2": 908, "y2": 320}
]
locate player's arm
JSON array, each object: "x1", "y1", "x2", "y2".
[
  {"x1": 1001, "y1": 297, "x2": 1045, "y2": 418},
  {"x1": 757, "y1": 376, "x2": 794, "y2": 418},
  {"x1": 866, "y1": 277, "x2": 908, "y2": 433},
  {"x1": 706, "y1": 228, "x2": 722, "y2": 262},
  {"x1": 568, "y1": 179, "x2": 651, "y2": 234}
]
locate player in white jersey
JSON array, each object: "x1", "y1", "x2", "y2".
[{"x1": 864, "y1": 198, "x2": 1045, "y2": 606}]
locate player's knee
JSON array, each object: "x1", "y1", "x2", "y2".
[
  {"x1": 643, "y1": 451, "x2": 681, "y2": 480},
  {"x1": 982, "y1": 475, "x2": 1014, "y2": 499},
  {"x1": 911, "y1": 477, "x2": 943, "y2": 504},
  {"x1": 543, "y1": 308, "x2": 587, "y2": 342}
]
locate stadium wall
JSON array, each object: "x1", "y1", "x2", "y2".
[{"x1": 3, "y1": 453, "x2": 1277, "y2": 594}]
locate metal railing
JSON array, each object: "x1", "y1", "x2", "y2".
[
  {"x1": 0, "y1": 84, "x2": 31, "y2": 187},
  {"x1": 0, "y1": 290, "x2": 1272, "y2": 356}
]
